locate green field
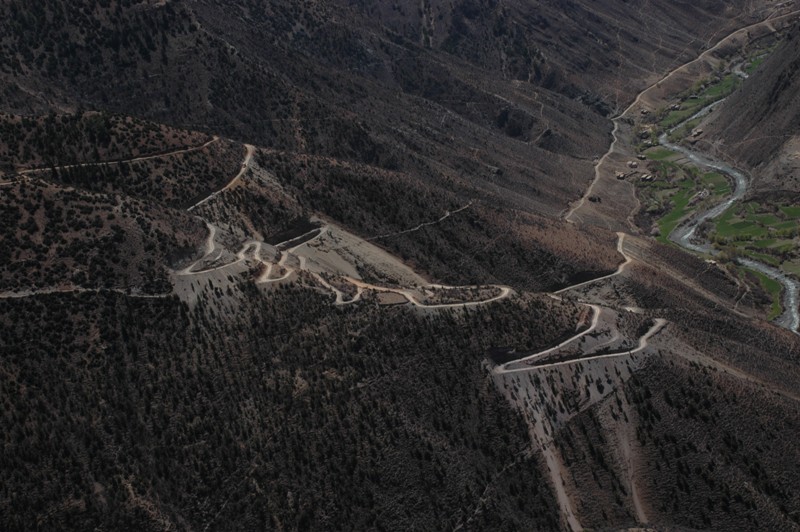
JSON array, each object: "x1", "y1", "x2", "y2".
[
  {"x1": 775, "y1": 220, "x2": 798, "y2": 231},
  {"x1": 655, "y1": 180, "x2": 694, "y2": 244},
  {"x1": 711, "y1": 202, "x2": 800, "y2": 269},
  {"x1": 753, "y1": 213, "x2": 780, "y2": 225},
  {"x1": 783, "y1": 262, "x2": 800, "y2": 276},
  {"x1": 781, "y1": 206, "x2": 800, "y2": 217},
  {"x1": 746, "y1": 250, "x2": 781, "y2": 267},
  {"x1": 660, "y1": 106, "x2": 703, "y2": 129},
  {"x1": 704, "y1": 74, "x2": 739, "y2": 99},
  {"x1": 636, "y1": 45, "x2": 797, "y2": 323},
  {"x1": 700, "y1": 172, "x2": 730, "y2": 196},
  {"x1": 637, "y1": 147, "x2": 799, "y2": 279},
  {"x1": 668, "y1": 118, "x2": 703, "y2": 142},
  {"x1": 745, "y1": 56, "x2": 765, "y2": 74},
  {"x1": 646, "y1": 148, "x2": 676, "y2": 161},
  {"x1": 745, "y1": 47, "x2": 776, "y2": 74},
  {"x1": 747, "y1": 269, "x2": 783, "y2": 320},
  {"x1": 636, "y1": 146, "x2": 733, "y2": 245},
  {"x1": 659, "y1": 74, "x2": 740, "y2": 129}
]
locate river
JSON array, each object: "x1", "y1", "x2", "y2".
[{"x1": 658, "y1": 102, "x2": 800, "y2": 333}]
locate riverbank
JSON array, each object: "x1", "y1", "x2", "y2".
[{"x1": 642, "y1": 62, "x2": 800, "y2": 332}]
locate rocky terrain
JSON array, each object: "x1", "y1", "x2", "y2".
[{"x1": 2, "y1": 1, "x2": 800, "y2": 531}]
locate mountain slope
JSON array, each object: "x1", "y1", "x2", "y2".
[
  {"x1": 702, "y1": 26, "x2": 800, "y2": 193},
  {"x1": 0, "y1": 0, "x2": 774, "y2": 216},
  {"x1": 3, "y1": 1, "x2": 800, "y2": 531}
]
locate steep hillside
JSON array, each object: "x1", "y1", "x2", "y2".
[
  {"x1": 702, "y1": 26, "x2": 800, "y2": 193},
  {"x1": 0, "y1": 177, "x2": 204, "y2": 294},
  {"x1": 3, "y1": 1, "x2": 800, "y2": 531},
  {"x1": 1, "y1": 287, "x2": 581, "y2": 530},
  {"x1": 492, "y1": 234, "x2": 800, "y2": 530},
  {"x1": 0, "y1": 0, "x2": 775, "y2": 217}
]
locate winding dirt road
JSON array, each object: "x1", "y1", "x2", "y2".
[
  {"x1": 491, "y1": 229, "x2": 668, "y2": 374},
  {"x1": 564, "y1": 7, "x2": 800, "y2": 225},
  {"x1": 6, "y1": 136, "x2": 220, "y2": 181},
  {"x1": 177, "y1": 218, "x2": 514, "y2": 309},
  {"x1": 344, "y1": 277, "x2": 512, "y2": 308},
  {"x1": 496, "y1": 319, "x2": 667, "y2": 374},
  {"x1": 0, "y1": 286, "x2": 171, "y2": 299},
  {"x1": 564, "y1": 117, "x2": 630, "y2": 224},
  {"x1": 179, "y1": 222, "x2": 218, "y2": 274},
  {"x1": 495, "y1": 304, "x2": 602, "y2": 373},
  {"x1": 546, "y1": 7, "x2": 800, "y2": 369},
  {"x1": 187, "y1": 144, "x2": 255, "y2": 212},
  {"x1": 554, "y1": 232, "x2": 632, "y2": 295}
]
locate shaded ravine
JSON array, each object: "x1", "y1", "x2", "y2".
[{"x1": 659, "y1": 106, "x2": 800, "y2": 332}]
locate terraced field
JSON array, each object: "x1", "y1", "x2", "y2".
[
  {"x1": 636, "y1": 150, "x2": 734, "y2": 245},
  {"x1": 630, "y1": 42, "x2": 800, "y2": 327},
  {"x1": 658, "y1": 74, "x2": 740, "y2": 130},
  {"x1": 713, "y1": 202, "x2": 800, "y2": 264}
]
